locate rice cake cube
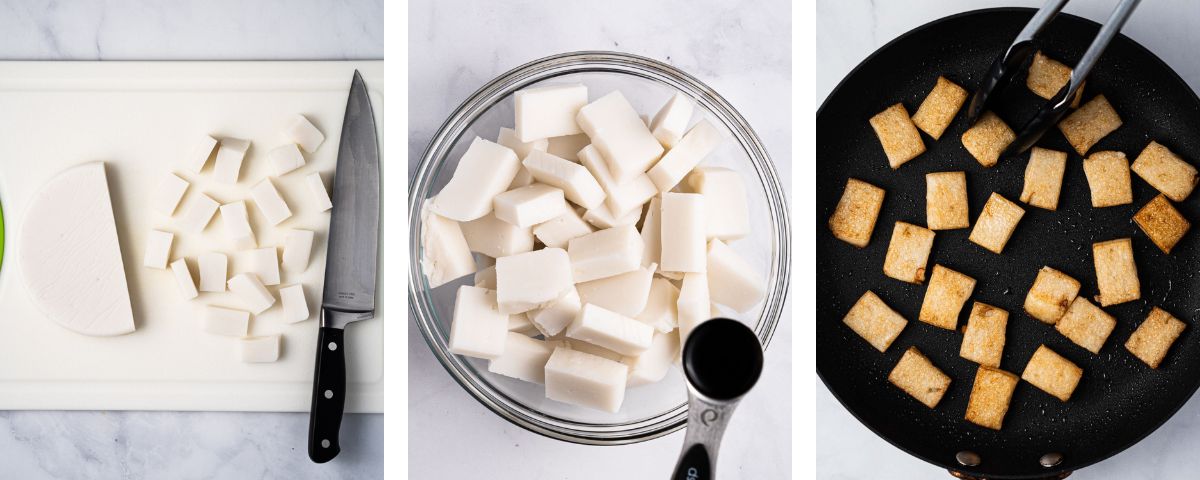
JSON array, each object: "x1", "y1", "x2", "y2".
[
  {"x1": 492, "y1": 184, "x2": 569, "y2": 228},
  {"x1": 533, "y1": 207, "x2": 594, "y2": 249},
  {"x1": 460, "y1": 212, "x2": 535, "y2": 258},
  {"x1": 523, "y1": 150, "x2": 607, "y2": 209},
  {"x1": 961, "y1": 111, "x2": 1015, "y2": 168},
  {"x1": 686, "y1": 167, "x2": 751, "y2": 241},
  {"x1": 918, "y1": 265, "x2": 976, "y2": 330},
  {"x1": 1131, "y1": 141, "x2": 1199, "y2": 202},
  {"x1": 546, "y1": 133, "x2": 590, "y2": 162},
  {"x1": 842, "y1": 290, "x2": 908, "y2": 352},
  {"x1": 869, "y1": 103, "x2": 925, "y2": 169},
  {"x1": 576, "y1": 264, "x2": 655, "y2": 317},
  {"x1": 213, "y1": 138, "x2": 250, "y2": 184},
  {"x1": 926, "y1": 171, "x2": 970, "y2": 230},
  {"x1": 911, "y1": 76, "x2": 967, "y2": 140},
  {"x1": 1055, "y1": 297, "x2": 1117, "y2": 354},
  {"x1": 430, "y1": 137, "x2": 521, "y2": 221},
  {"x1": 888, "y1": 347, "x2": 951, "y2": 408},
  {"x1": 1058, "y1": 95, "x2": 1122, "y2": 155},
  {"x1": 1133, "y1": 195, "x2": 1191, "y2": 254},
  {"x1": 527, "y1": 287, "x2": 582, "y2": 337},
  {"x1": 965, "y1": 366, "x2": 1020, "y2": 430},
  {"x1": 1092, "y1": 238, "x2": 1140, "y2": 306},
  {"x1": 576, "y1": 91, "x2": 665, "y2": 183},
  {"x1": 635, "y1": 277, "x2": 680, "y2": 333},
  {"x1": 1125, "y1": 307, "x2": 1187, "y2": 368},
  {"x1": 1026, "y1": 51, "x2": 1072, "y2": 100},
  {"x1": 544, "y1": 347, "x2": 629, "y2": 413},
  {"x1": 496, "y1": 248, "x2": 575, "y2": 314},
  {"x1": 266, "y1": 239, "x2": 297, "y2": 283},
  {"x1": 1024, "y1": 266, "x2": 1081, "y2": 324},
  {"x1": 828, "y1": 178, "x2": 885, "y2": 248},
  {"x1": 448, "y1": 286, "x2": 510, "y2": 359},
  {"x1": 968, "y1": 193, "x2": 1025, "y2": 254},
  {"x1": 1021, "y1": 345, "x2": 1082, "y2": 401},
  {"x1": 959, "y1": 302, "x2": 1008, "y2": 368},
  {"x1": 1020, "y1": 147, "x2": 1068, "y2": 210},
  {"x1": 488, "y1": 333, "x2": 554, "y2": 384},
  {"x1": 567, "y1": 225, "x2": 643, "y2": 283},
  {"x1": 883, "y1": 222, "x2": 935, "y2": 284},
  {"x1": 1083, "y1": 151, "x2": 1133, "y2": 207},
  {"x1": 514, "y1": 84, "x2": 588, "y2": 142}
]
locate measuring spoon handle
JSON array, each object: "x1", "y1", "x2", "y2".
[{"x1": 671, "y1": 396, "x2": 740, "y2": 480}]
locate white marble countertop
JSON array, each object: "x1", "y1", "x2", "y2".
[
  {"x1": 0, "y1": 1, "x2": 382, "y2": 479},
  {"x1": 817, "y1": 1, "x2": 1200, "y2": 478},
  {"x1": 408, "y1": 0, "x2": 791, "y2": 478}
]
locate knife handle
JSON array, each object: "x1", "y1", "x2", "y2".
[{"x1": 308, "y1": 325, "x2": 346, "y2": 463}]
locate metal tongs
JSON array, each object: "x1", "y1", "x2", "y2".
[{"x1": 965, "y1": 0, "x2": 1141, "y2": 159}]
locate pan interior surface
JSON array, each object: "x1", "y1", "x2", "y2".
[{"x1": 817, "y1": 8, "x2": 1200, "y2": 479}]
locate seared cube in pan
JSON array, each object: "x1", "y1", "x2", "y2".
[
  {"x1": 966, "y1": 365, "x2": 1020, "y2": 430},
  {"x1": 869, "y1": 103, "x2": 926, "y2": 169},
  {"x1": 1020, "y1": 147, "x2": 1068, "y2": 211},
  {"x1": 1083, "y1": 151, "x2": 1133, "y2": 208},
  {"x1": 1092, "y1": 238, "x2": 1140, "y2": 307},
  {"x1": 1024, "y1": 266, "x2": 1081, "y2": 325},
  {"x1": 1021, "y1": 345, "x2": 1083, "y2": 402},
  {"x1": 1058, "y1": 95, "x2": 1122, "y2": 156},
  {"x1": 1133, "y1": 195, "x2": 1191, "y2": 254},
  {"x1": 883, "y1": 221, "x2": 935, "y2": 284},
  {"x1": 1126, "y1": 307, "x2": 1187, "y2": 369},
  {"x1": 911, "y1": 76, "x2": 967, "y2": 140},
  {"x1": 888, "y1": 346, "x2": 951, "y2": 408},
  {"x1": 962, "y1": 111, "x2": 1015, "y2": 168},
  {"x1": 828, "y1": 178, "x2": 886, "y2": 248}
]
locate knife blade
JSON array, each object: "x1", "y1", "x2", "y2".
[{"x1": 308, "y1": 70, "x2": 380, "y2": 464}]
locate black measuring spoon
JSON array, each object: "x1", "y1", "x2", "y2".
[{"x1": 671, "y1": 318, "x2": 764, "y2": 480}]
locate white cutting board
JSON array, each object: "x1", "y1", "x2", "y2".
[{"x1": 0, "y1": 61, "x2": 383, "y2": 413}]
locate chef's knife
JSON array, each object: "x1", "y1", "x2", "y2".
[{"x1": 308, "y1": 70, "x2": 380, "y2": 464}]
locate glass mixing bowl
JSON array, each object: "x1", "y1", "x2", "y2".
[{"x1": 408, "y1": 51, "x2": 790, "y2": 445}]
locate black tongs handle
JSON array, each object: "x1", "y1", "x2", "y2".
[
  {"x1": 965, "y1": 0, "x2": 1070, "y2": 125},
  {"x1": 1003, "y1": 0, "x2": 1142, "y2": 158}
]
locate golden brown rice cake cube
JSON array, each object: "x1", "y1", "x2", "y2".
[
  {"x1": 1020, "y1": 147, "x2": 1068, "y2": 210},
  {"x1": 888, "y1": 346, "x2": 951, "y2": 408},
  {"x1": 1058, "y1": 95, "x2": 1122, "y2": 155},
  {"x1": 1093, "y1": 238, "x2": 1140, "y2": 306},
  {"x1": 1021, "y1": 345, "x2": 1082, "y2": 401},
  {"x1": 912, "y1": 76, "x2": 968, "y2": 140},
  {"x1": 1024, "y1": 267, "x2": 1081, "y2": 324},
  {"x1": 1133, "y1": 194, "x2": 1191, "y2": 254},
  {"x1": 829, "y1": 178, "x2": 886, "y2": 248},
  {"x1": 1131, "y1": 141, "x2": 1199, "y2": 202},
  {"x1": 1082, "y1": 151, "x2": 1133, "y2": 207},
  {"x1": 926, "y1": 171, "x2": 970, "y2": 230},
  {"x1": 965, "y1": 365, "x2": 1019, "y2": 430},
  {"x1": 1026, "y1": 52, "x2": 1072, "y2": 100},
  {"x1": 842, "y1": 290, "x2": 908, "y2": 352},
  {"x1": 962, "y1": 111, "x2": 1016, "y2": 167},
  {"x1": 883, "y1": 222, "x2": 936, "y2": 284},
  {"x1": 1055, "y1": 297, "x2": 1117, "y2": 354},
  {"x1": 968, "y1": 193, "x2": 1025, "y2": 254},
  {"x1": 918, "y1": 265, "x2": 976, "y2": 330},
  {"x1": 959, "y1": 302, "x2": 1008, "y2": 368},
  {"x1": 870, "y1": 103, "x2": 926, "y2": 169},
  {"x1": 1125, "y1": 307, "x2": 1187, "y2": 368}
]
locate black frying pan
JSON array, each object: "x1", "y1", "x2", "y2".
[{"x1": 817, "y1": 8, "x2": 1200, "y2": 479}]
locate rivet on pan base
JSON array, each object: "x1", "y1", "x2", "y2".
[
  {"x1": 955, "y1": 451, "x2": 981, "y2": 467},
  {"x1": 1040, "y1": 452, "x2": 1064, "y2": 468}
]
